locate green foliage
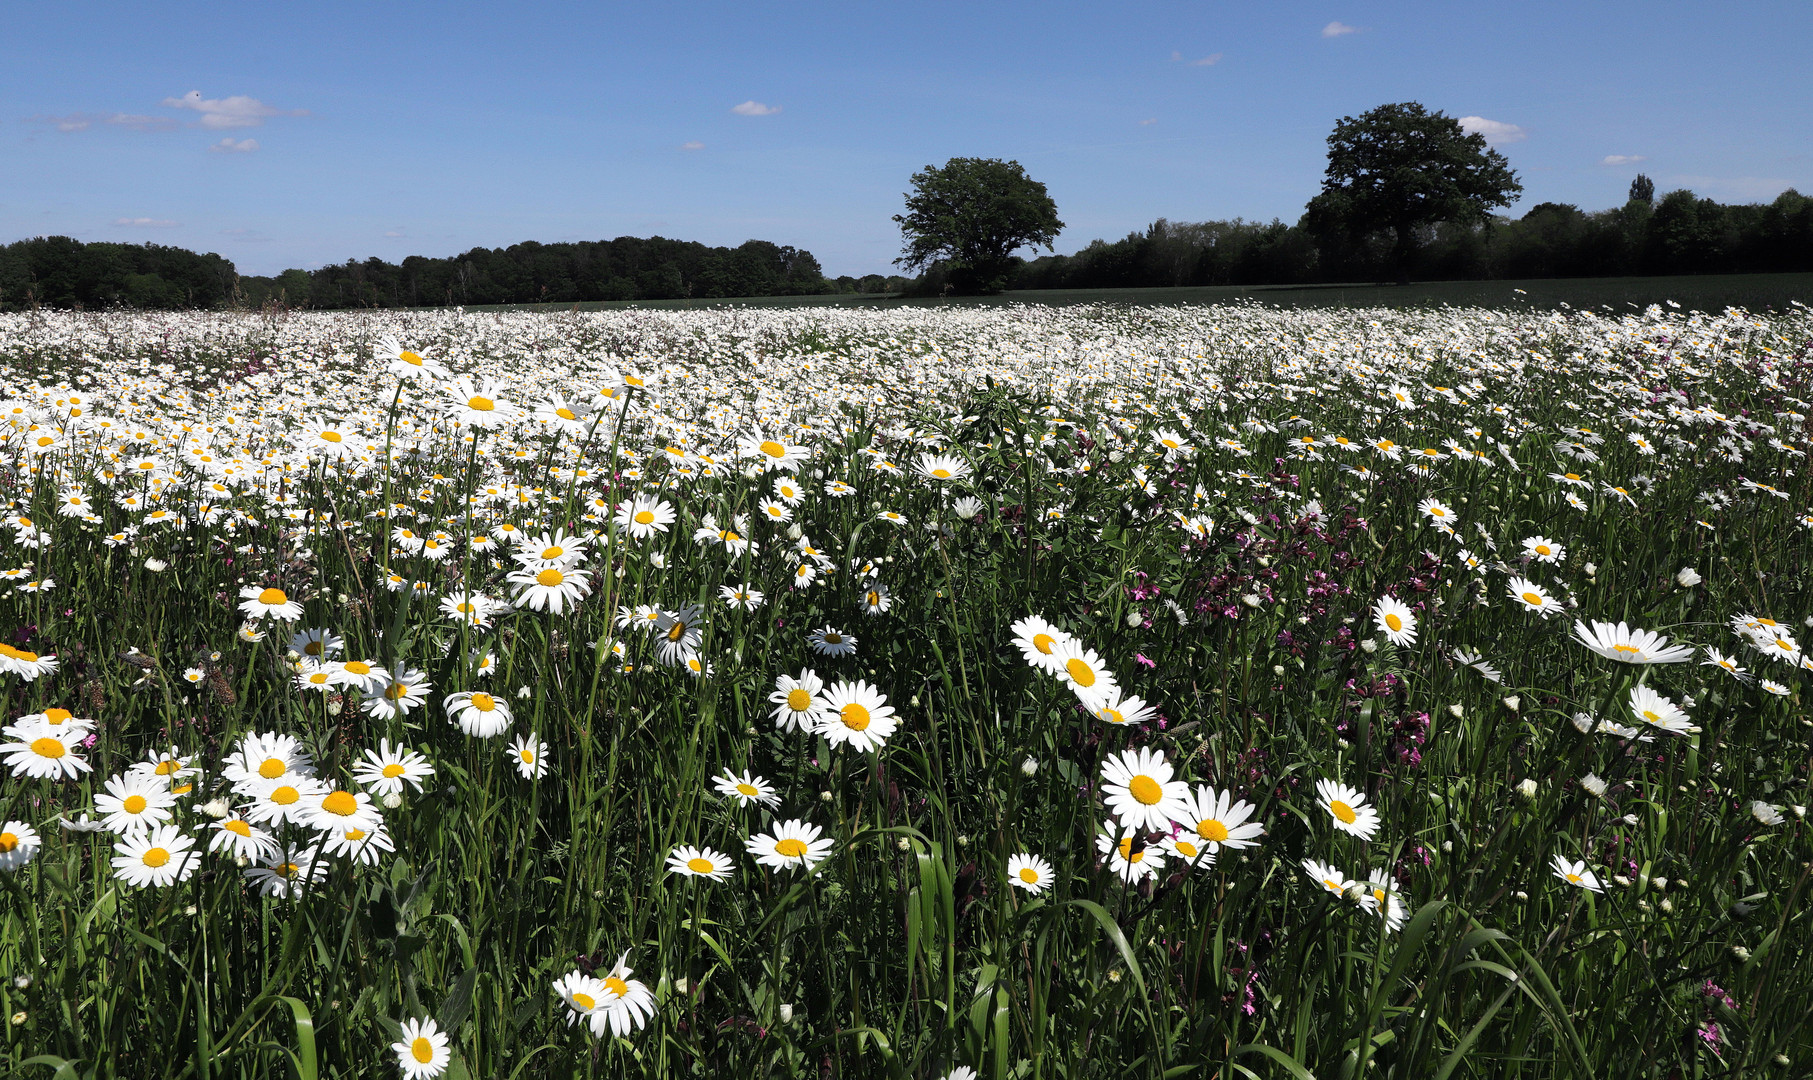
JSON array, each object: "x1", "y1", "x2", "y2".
[
  {"x1": 894, "y1": 158, "x2": 1064, "y2": 294},
  {"x1": 1302, "y1": 102, "x2": 1523, "y2": 281},
  {"x1": 1629, "y1": 174, "x2": 1657, "y2": 206}
]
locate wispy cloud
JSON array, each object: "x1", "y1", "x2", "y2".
[
  {"x1": 161, "y1": 91, "x2": 306, "y2": 129},
  {"x1": 1139, "y1": 118, "x2": 1157, "y2": 126},
  {"x1": 1600, "y1": 154, "x2": 1647, "y2": 167},
  {"x1": 1169, "y1": 50, "x2": 1223, "y2": 65},
  {"x1": 731, "y1": 100, "x2": 781, "y2": 117},
  {"x1": 35, "y1": 112, "x2": 176, "y2": 133},
  {"x1": 1459, "y1": 116, "x2": 1526, "y2": 146},
  {"x1": 681, "y1": 140, "x2": 705, "y2": 150},
  {"x1": 1322, "y1": 21, "x2": 1360, "y2": 38},
  {"x1": 114, "y1": 217, "x2": 178, "y2": 227},
  {"x1": 209, "y1": 137, "x2": 259, "y2": 153},
  {"x1": 383, "y1": 229, "x2": 407, "y2": 239}
]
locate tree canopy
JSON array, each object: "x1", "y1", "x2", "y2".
[
  {"x1": 1304, "y1": 102, "x2": 1522, "y2": 282},
  {"x1": 894, "y1": 158, "x2": 1063, "y2": 294}
]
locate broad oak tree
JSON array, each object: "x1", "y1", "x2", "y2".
[
  {"x1": 894, "y1": 158, "x2": 1063, "y2": 294},
  {"x1": 1304, "y1": 102, "x2": 1521, "y2": 283}
]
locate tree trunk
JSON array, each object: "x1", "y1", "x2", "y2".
[{"x1": 1393, "y1": 222, "x2": 1415, "y2": 286}]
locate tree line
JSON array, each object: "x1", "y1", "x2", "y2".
[{"x1": 1006, "y1": 183, "x2": 1813, "y2": 292}]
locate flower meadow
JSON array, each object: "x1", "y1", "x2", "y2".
[{"x1": 0, "y1": 300, "x2": 1811, "y2": 1079}]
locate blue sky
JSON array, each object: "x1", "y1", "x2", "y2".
[{"x1": 3, "y1": 1, "x2": 1808, "y2": 278}]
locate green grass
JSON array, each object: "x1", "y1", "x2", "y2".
[
  {"x1": 468, "y1": 271, "x2": 1813, "y2": 314},
  {"x1": 0, "y1": 302, "x2": 1810, "y2": 1078}
]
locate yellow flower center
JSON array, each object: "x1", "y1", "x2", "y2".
[
  {"x1": 386, "y1": 684, "x2": 410, "y2": 701},
  {"x1": 411, "y1": 1037, "x2": 435, "y2": 1063},
  {"x1": 759, "y1": 440, "x2": 786, "y2": 459},
  {"x1": 571, "y1": 992, "x2": 596, "y2": 1011},
  {"x1": 1065, "y1": 658, "x2": 1096, "y2": 687},
  {"x1": 774, "y1": 838, "x2": 808, "y2": 858},
  {"x1": 735, "y1": 782, "x2": 758, "y2": 798},
  {"x1": 1642, "y1": 710, "x2": 1661, "y2": 723},
  {"x1": 866, "y1": 590, "x2": 880, "y2": 606},
  {"x1": 224, "y1": 819, "x2": 251, "y2": 837},
  {"x1": 1018, "y1": 867, "x2": 1039, "y2": 883},
  {"x1": 1566, "y1": 872, "x2": 1582, "y2": 884},
  {"x1": 1174, "y1": 840, "x2": 1200, "y2": 858},
  {"x1": 1521, "y1": 592, "x2": 1543, "y2": 606},
  {"x1": 30, "y1": 737, "x2": 64, "y2": 759},
  {"x1": 382, "y1": 763, "x2": 406, "y2": 778},
  {"x1": 1384, "y1": 613, "x2": 1403, "y2": 632},
  {"x1": 787, "y1": 688, "x2": 813, "y2": 711},
  {"x1": 123, "y1": 795, "x2": 148, "y2": 814},
  {"x1": 45, "y1": 708, "x2": 71, "y2": 723},
  {"x1": 603, "y1": 976, "x2": 629, "y2": 997},
  {"x1": 399, "y1": 350, "x2": 424, "y2": 367},
  {"x1": 1535, "y1": 545, "x2": 1550, "y2": 555},
  {"x1": 257, "y1": 757, "x2": 287, "y2": 779},
  {"x1": 1128, "y1": 775, "x2": 1162, "y2": 805},
  {"x1": 344, "y1": 661, "x2": 371, "y2": 676},
  {"x1": 142, "y1": 847, "x2": 170, "y2": 868},
  {"x1": 1612, "y1": 644, "x2": 1639, "y2": 655},
  {"x1": 1033, "y1": 633, "x2": 1056, "y2": 655},
  {"x1": 556, "y1": 407, "x2": 577, "y2": 420},
  {"x1": 541, "y1": 546, "x2": 563, "y2": 560},
  {"x1": 1197, "y1": 819, "x2": 1229, "y2": 843},
  {"x1": 0, "y1": 832, "x2": 17, "y2": 852},
  {"x1": 257, "y1": 587, "x2": 288, "y2": 606},
  {"x1": 667, "y1": 621, "x2": 687, "y2": 642},
  {"x1": 320, "y1": 431, "x2": 343, "y2": 443},
  {"x1": 467, "y1": 396, "x2": 495, "y2": 412},
  {"x1": 634, "y1": 510, "x2": 655, "y2": 524},
  {"x1": 321, "y1": 791, "x2": 358, "y2": 817},
  {"x1": 469, "y1": 693, "x2": 496, "y2": 712},
  {"x1": 271, "y1": 786, "x2": 300, "y2": 805},
  {"x1": 536, "y1": 568, "x2": 564, "y2": 587},
  {"x1": 1116, "y1": 837, "x2": 1145, "y2": 863},
  {"x1": 840, "y1": 703, "x2": 871, "y2": 731},
  {"x1": 687, "y1": 857, "x2": 714, "y2": 874},
  {"x1": 932, "y1": 468, "x2": 951, "y2": 479},
  {"x1": 1330, "y1": 799, "x2": 1358, "y2": 824}
]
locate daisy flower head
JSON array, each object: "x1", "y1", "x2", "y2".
[
  {"x1": 288, "y1": 627, "x2": 344, "y2": 661},
  {"x1": 223, "y1": 731, "x2": 316, "y2": 792},
  {"x1": 1316, "y1": 779, "x2": 1380, "y2": 840},
  {"x1": 391, "y1": 1016, "x2": 451, "y2": 1080},
  {"x1": 243, "y1": 775, "x2": 328, "y2": 828},
  {"x1": 552, "y1": 971, "x2": 610, "y2": 1030},
  {"x1": 1551, "y1": 855, "x2": 1603, "y2": 892},
  {"x1": 300, "y1": 785, "x2": 382, "y2": 835},
  {"x1": 1372, "y1": 596, "x2": 1417, "y2": 647},
  {"x1": 914, "y1": 452, "x2": 971, "y2": 483},
  {"x1": 0, "y1": 643, "x2": 58, "y2": 680},
  {"x1": 322, "y1": 819, "x2": 395, "y2": 866},
  {"x1": 1628, "y1": 684, "x2": 1692, "y2": 736},
  {"x1": 614, "y1": 494, "x2": 676, "y2": 540},
  {"x1": 719, "y1": 582, "x2": 766, "y2": 611},
  {"x1": 444, "y1": 690, "x2": 513, "y2": 738},
  {"x1": 1050, "y1": 638, "x2": 1118, "y2": 701},
  {"x1": 1760, "y1": 678, "x2": 1791, "y2": 697},
  {"x1": 1006, "y1": 852, "x2": 1053, "y2": 893},
  {"x1": 238, "y1": 584, "x2": 304, "y2": 621},
  {"x1": 443, "y1": 375, "x2": 517, "y2": 428},
  {"x1": 1172, "y1": 785, "x2": 1264, "y2": 854},
  {"x1": 507, "y1": 734, "x2": 549, "y2": 778},
  {"x1": 1573, "y1": 620, "x2": 1695, "y2": 664},
  {"x1": 1506, "y1": 577, "x2": 1563, "y2": 618},
  {"x1": 2, "y1": 727, "x2": 91, "y2": 781},
  {"x1": 1521, "y1": 535, "x2": 1565, "y2": 563},
  {"x1": 330, "y1": 658, "x2": 388, "y2": 693},
  {"x1": 243, "y1": 846, "x2": 328, "y2": 898},
  {"x1": 1097, "y1": 821, "x2": 1164, "y2": 883},
  {"x1": 739, "y1": 430, "x2": 808, "y2": 471},
  {"x1": 1099, "y1": 747, "x2": 1188, "y2": 831},
  {"x1": 1302, "y1": 858, "x2": 1356, "y2": 901},
  {"x1": 1164, "y1": 833, "x2": 1215, "y2": 871},
  {"x1": 817, "y1": 679, "x2": 899, "y2": 752},
  {"x1": 589, "y1": 954, "x2": 657, "y2": 1038},
  {"x1": 507, "y1": 564, "x2": 591, "y2": 614},
  {"x1": 807, "y1": 625, "x2": 857, "y2": 657},
  {"x1": 746, "y1": 819, "x2": 834, "y2": 873},
  {"x1": 768, "y1": 669, "x2": 828, "y2": 733},
  {"x1": 365, "y1": 667, "x2": 432, "y2": 720},
  {"x1": 208, "y1": 815, "x2": 277, "y2": 861},
  {"x1": 0, "y1": 820, "x2": 42, "y2": 871},
  {"x1": 94, "y1": 771, "x2": 176, "y2": 836},
  {"x1": 1364, "y1": 876, "x2": 1407, "y2": 931},
  {"x1": 111, "y1": 824, "x2": 199, "y2": 888},
  {"x1": 1010, "y1": 614, "x2": 1071, "y2": 675},
  {"x1": 666, "y1": 844, "x2": 736, "y2": 882},
  {"x1": 377, "y1": 337, "x2": 449, "y2": 381},
  {"x1": 1416, "y1": 498, "x2": 1456, "y2": 527},
  {"x1": 353, "y1": 739, "x2": 435, "y2": 795},
  {"x1": 713, "y1": 768, "x2": 779, "y2": 808},
  {"x1": 1083, "y1": 689, "x2": 1158, "y2": 727}
]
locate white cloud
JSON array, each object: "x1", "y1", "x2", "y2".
[
  {"x1": 36, "y1": 112, "x2": 175, "y2": 133},
  {"x1": 1322, "y1": 21, "x2": 1360, "y2": 37},
  {"x1": 114, "y1": 217, "x2": 178, "y2": 227},
  {"x1": 161, "y1": 90, "x2": 306, "y2": 129},
  {"x1": 1459, "y1": 116, "x2": 1526, "y2": 146},
  {"x1": 681, "y1": 140, "x2": 705, "y2": 150},
  {"x1": 1139, "y1": 118, "x2": 1158, "y2": 126},
  {"x1": 1170, "y1": 50, "x2": 1183, "y2": 61},
  {"x1": 1190, "y1": 53, "x2": 1223, "y2": 66},
  {"x1": 209, "y1": 137, "x2": 259, "y2": 153},
  {"x1": 731, "y1": 100, "x2": 780, "y2": 117},
  {"x1": 383, "y1": 229, "x2": 407, "y2": 239},
  {"x1": 1600, "y1": 154, "x2": 1647, "y2": 167}
]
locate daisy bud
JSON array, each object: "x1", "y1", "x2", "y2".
[
  {"x1": 1127, "y1": 612, "x2": 1144, "y2": 627},
  {"x1": 1448, "y1": 704, "x2": 1464, "y2": 718},
  {"x1": 786, "y1": 523, "x2": 803, "y2": 540},
  {"x1": 144, "y1": 558, "x2": 168, "y2": 572},
  {"x1": 1583, "y1": 563, "x2": 1597, "y2": 576},
  {"x1": 779, "y1": 1003, "x2": 794, "y2": 1024},
  {"x1": 1516, "y1": 778, "x2": 1537, "y2": 801},
  {"x1": 1502, "y1": 695, "x2": 1521, "y2": 712},
  {"x1": 1580, "y1": 773, "x2": 1607, "y2": 797},
  {"x1": 1020, "y1": 756, "x2": 1039, "y2": 777},
  {"x1": 13, "y1": 976, "x2": 30, "y2": 990},
  {"x1": 819, "y1": 791, "x2": 833, "y2": 802},
  {"x1": 1273, "y1": 665, "x2": 1285, "y2": 676},
  {"x1": 649, "y1": 551, "x2": 666, "y2": 569},
  {"x1": 1730, "y1": 945, "x2": 1751, "y2": 961},
  {"x1": 10, "y1": 1012, "x2": 24, "y2": 1027},
  {"x1": 956, "y1": 835, "x2": 969, "y2": 847},
  {"x1": 1677, "y1": 567, "x2": 1702, "y2": 587},
  {"x1": 382, "y1": 793, "x2": 403, "y2": 809},
  {"x1": 1360, "y1": 639, "x2": 1378, "y2": 653},
  {"x1": 896, "y1": 837, "x2": 911, "y2": 851},
  {"x1": 517, "y1": 685, "x2": 532, "y2": 699},
  {"x1": 200, "y1": 798, "x2": 230, "y2": 819}
]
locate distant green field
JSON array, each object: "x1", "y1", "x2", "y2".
[{"x1": 469, "y1": 271, "x2": 1813, "y2": 314}]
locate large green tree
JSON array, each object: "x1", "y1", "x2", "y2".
[
  {"x1": 894, "y1": 158, "x2": 1063, "y2": 293},
  {"x1": 1304, "y1": 102, "x2": 1522, "y2": 282}
]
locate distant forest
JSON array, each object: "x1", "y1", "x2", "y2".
[
  {"x1": 1005, "y1": 184, "x2": 1813, "y2": 293},
  {"x1": 2, "y1": 181, "x2": 1809, "y2": 311}
]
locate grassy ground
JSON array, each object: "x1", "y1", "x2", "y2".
[{"x1": 469, "y1": 271, "x2": 1813, "y2": 314}]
